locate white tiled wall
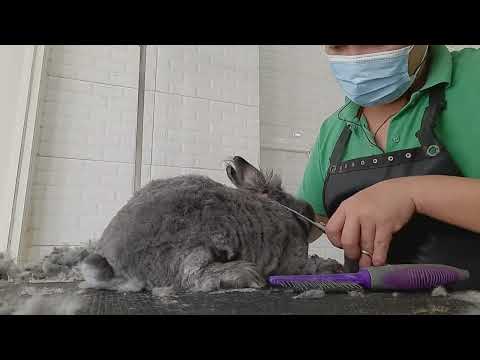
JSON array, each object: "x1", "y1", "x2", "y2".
[
  {"x1": 29, "y1": 157, "x2": 133, "y2": 246},
  {"x1": 147, "y1": 45, "x2": 259, "y2": 106},
  {"x1": 260, "y1": 46, "x2": 344, "y2": 152},
  {"x1": 47, "y1": 45, "x2": 140, "y2": 88},
  {"x1": 39, "y1": 77, "x2": 138, "y2": 163},
  {"x1": 142, "y1": 46, "x2": 260, "y2": 187},
  {"x1": 259, "y1": 45, "x2": 345, "y2": 262},
  {"x1": 23, "y1": 45, "x2": 140, "y2": 262}
]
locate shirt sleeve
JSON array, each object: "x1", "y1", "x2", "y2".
[{"x1": 296, "y1": 131, "x2": 328, "y2": 216}]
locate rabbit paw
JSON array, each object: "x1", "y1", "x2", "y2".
[
  {"x1": 218, "y1": 261, "x2": 266, "y2": 289},
  {"x1": 192, "y1": 261, "x2": 266, "y2": 292}
]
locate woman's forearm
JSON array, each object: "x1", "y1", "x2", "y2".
[{"x1": 394, "y1": 175, "x2": 480, "y2": 233}]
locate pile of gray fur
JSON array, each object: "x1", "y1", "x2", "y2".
[
  {"x1": 0, "y1": 246, "x2": 94, "y2": 315},
  {"x1": 0, "y1": 245, "x2": 94, "y2": 283}
]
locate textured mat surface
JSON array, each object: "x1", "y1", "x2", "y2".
[{"x1": 0, "y1": 282, "x2": 477, "y2": 315}]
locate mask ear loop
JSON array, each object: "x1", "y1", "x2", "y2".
[{"x1": 409, "y1": 45, "x2": 430, "y2": 80}]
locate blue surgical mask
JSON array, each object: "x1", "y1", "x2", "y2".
[{"x1": 327, "y1": 46, "x2": 428, "y2": 107}]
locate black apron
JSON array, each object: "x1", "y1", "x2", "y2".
[{"x1": 323, "y1": 84, "x2": 480, "y2": 290}]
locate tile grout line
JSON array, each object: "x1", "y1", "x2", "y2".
[
  {"x1": 37, "y1": 155, "x2": 133, "y2": 165},
  {"x1": 150, "y1": 89, "x2": 259, "y2": 108},
  {"x1": 133, "y1": 46, "x2": 146, "y2": 192},
  {"x1": 47, "y1": 76, "x2": 259, "y2": 108},
  {"x1": 47, "y1": 74, "x2": 139, "y2": 90},
  {"x1": 150, "y1": 164, "x2": 225, "y2": 172},
  {"x1": 148, "y1": 46, "x2": 159, "y2": 181},
  {"x1": 36, "y1": 155, "x2": 226, "y2": 172}
]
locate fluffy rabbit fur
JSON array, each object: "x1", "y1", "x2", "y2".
[{"x1": 81, "y1": 156, "x2": 342, "y2": 292}]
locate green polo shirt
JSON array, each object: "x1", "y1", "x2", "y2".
[{"x1": 297, "y1": 45, "x2": 480, "y2": 216}]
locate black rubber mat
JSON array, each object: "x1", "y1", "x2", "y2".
[{"x1": 1, "y1": 282, "x2": 477, "y2": 315}]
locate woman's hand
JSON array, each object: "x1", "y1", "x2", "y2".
[
  {"x1": 325, "y1": 175, "x2": 480, "y2": 268},
  {"x1": 325, "y1": 178, "x2": 416, "y2": 268}
]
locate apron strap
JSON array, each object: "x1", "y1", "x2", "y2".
[
  {"x1": 329, "y1": 125, "x2": 352, "y2": 164},
  {"x1": 416, "y1": 84, "x2": 447, "y2": 148}
]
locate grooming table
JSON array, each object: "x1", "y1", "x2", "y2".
[{"x1": 1, "y1": 282, "x2": 477, "y2": 315}]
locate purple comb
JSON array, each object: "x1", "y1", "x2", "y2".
[{"x1": 268, "y1": 264, "x2": 470, "y2": 292}]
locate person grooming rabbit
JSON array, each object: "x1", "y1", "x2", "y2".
[{"x1": 81, "y1": 156, "x2": 342, "y2": 292}]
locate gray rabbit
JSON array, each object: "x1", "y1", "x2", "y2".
[{"x1": 81, "y1": 156, "x2": 342, "y2": 292}]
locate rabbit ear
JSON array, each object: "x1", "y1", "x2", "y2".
[
  {"x1": 225, "y1": 156, "x2": 266, "y2": 191},
  {"x1": 226, "y1": 163, "x2": 242, "y2": 188}
]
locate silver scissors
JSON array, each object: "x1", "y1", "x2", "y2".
[{"x1": 275, "y1": 202, "x2": 326, "y2": 232}]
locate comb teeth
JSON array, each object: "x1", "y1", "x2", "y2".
[{"x1": 274, "y1": 280, "x2": 363, "y2": 293}]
